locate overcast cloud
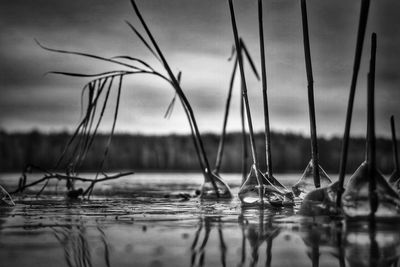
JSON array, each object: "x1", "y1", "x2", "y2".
[{"x1": 1, "y1": 0, "x2": 400, "y2": 137}]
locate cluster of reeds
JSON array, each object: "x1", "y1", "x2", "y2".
[
  {"x1": 9, "y1": 0, "x2": 400, "y2": 217},
  {"x1": 0, "y1": 184, "x2": 15, "y2": 206},
  {"x1": 213, "y1": 40, "x2": 259, "y2": 183},
  {"x1": 226, "y1": 0, "x2": 400, "y2": 222},
  {"x1": 14, "y1": 0, "x2": 237, "y2": 199},
  {"x1": 227, "y1": 0, "x2": 295, "y2": 207},
  {"x1": 294, "y1": 0, "x2": 400, "y2": 223},
  {"x1": 336, "y1": 0, "x2": 371, "y2": 208}
]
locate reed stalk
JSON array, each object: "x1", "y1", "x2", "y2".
[
  {"x1": 214, "y1": 42, "x2": 259, "y2": 178},
  {"x1": 367, "y1": 33, "x2": 377, "y2": 222},
  {"x1": 258, "y1": 0, "x2": 273, "y2": 178},
  {"x1": 240, "y1": 83, "x2": 249, "y2": 185},
  {"x1": 130, "y1": 0, "x2": 221, "y2": 196},
  {"x1": 391, "y1": 116, "x2": 399, "y2": 175},
  {"x1": 240, "y1": 41, "x2": 260, "y2": 81},
  {"x1": 87, "y1": 75, "x2": 123, "y2": 197},
  {"x1": 35, "y1": 40, "x2": 160, "y2": 176},
  {"x1": 300, "y1": 0, "x2": 321, "y2": 188},
  {"x1": 336, "y1": 0, "x2": 370, "y2": 208},
  {"x1": 37, "y1": 1, "x2": 227, "y2": 197},
  {"x1": 228, "y1": 0, "x2": 263, "y2": 202},
  {"x1": 214, "y1": 56, "x2": 238, "y2": 175}
]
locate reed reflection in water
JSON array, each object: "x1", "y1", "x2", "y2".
[
  {"x1": 345, "y1": 222, "x2": 400, "y2": 267},
  {"x1": 190, "y1": 217, "x2": 227, "y2": 267},
  {"x1": 50, "y1": 220, "x2": 112, "y2": 267},
  {"x1": 187, "y1": 208, "x2": 400, "y2": 267},
  {"x1": 2, "y1": 172, "x2": 400, "y2": 267}
]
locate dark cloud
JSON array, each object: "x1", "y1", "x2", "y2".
[{"x1": 1, "y1": 0, "x2": 400, "y2": 137}]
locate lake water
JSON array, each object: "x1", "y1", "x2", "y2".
[{"x1": 1, "y1": 172, "x2": 400, "y2": 267}]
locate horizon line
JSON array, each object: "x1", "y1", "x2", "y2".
[{"x1": 0, "y1": 127, "x2": 391, "y2": 141}]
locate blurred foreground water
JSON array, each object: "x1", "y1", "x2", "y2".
[{"x1": 0, "y1": 172, "x2": 400, "y2": 267}]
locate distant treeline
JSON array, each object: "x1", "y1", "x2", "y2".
[{"x1": 0, "y1": 130, "x2": 396, "y2": 175}]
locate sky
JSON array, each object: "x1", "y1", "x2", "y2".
[{"x1": 0, "y1": 0, "x2": 400, "y2": 138}]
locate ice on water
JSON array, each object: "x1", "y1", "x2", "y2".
[
  {"x1": 299, "y1": 181, "x2": 341, "y2": 216},
  {"x1": 389, "y1": 170, "x2": 400, "y2": 194},
  {"x1": 388, "y1": 170, "x2": 400, "y2": 184},
  {"x1": 292, "y1": 160, "x2": 332, "y2": 199},
  {"x1": 259, "y1": 171, "x2": 294, "y2": 206},
  {"x1": 238, "y1": 164, "x2": 293, "y2": 206},
  {"x1": 238, "y1": 165, "x2": 263, "y2": 205},
  {"x1": 0, "y1": 185, "x2": 15, "y2": 207},
  {"x1": 342, "y1": 162, "x2": 400, "y2": 220},
  {"x1": 200, "y1": 171, "x2": 233, "y2": 199}
]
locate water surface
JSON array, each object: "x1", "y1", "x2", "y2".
[{"x1": 0, "y1": 173, "x2": 399, "y2": 267}]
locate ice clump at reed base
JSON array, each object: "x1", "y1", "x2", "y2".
[
  {"x1": 0, "y1": 185, "x2": 15, "y2": 207},
  {"x1": 200, "y1": 171, "x2": 232, "y2": 199},
  {"x1": 292, "y1": 160, "x2": 332, "y2": 199},
  {"x1": 342, "y1": 162, "x2": 400, "y2": 219},
  {"x1": 238, "y1": 164, "x2": 288, "y2": 206}
]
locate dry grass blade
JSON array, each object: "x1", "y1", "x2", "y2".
[
  {"x1": 214, "y1": 56, "x2": 238, "y2": 174},
  {"x1": 164, "y1": 94, "x2": 176, "y2": 119},
  {"x1": 48, "y1": 70, "x2": 142, "y2": 78},
  {"x1": 87, "y1": 75, "x2": 123, "y2": 197},
  {"x1": 336, "y1": 0, "x2": 370, "y2": 207},
  {"x1": 55, "y1": 98, "x2": 92, "y2": 169},
  {"x1": 240, "y1": 39, "x2": 260, "y2": 81},
  {"x1": 227, "y1": 45, "x2": 236, "y2": 61},
  {"x1": 111, "y1": 55, "x2": 155, "y2": 71},
  {"x1": 125, "y1": 20, "x2": 162, "y2": 63},
  {"x1": 171, "y1": 72, "x2": 206, "y2": 173},
  {"x1": 36, "y1": 39, "x2": 142, "y2": 71},
  {"x1": 85, "y1": 78, "x2": 114, "y2": 154},
  {"x1": 214, "y1": 43, "x2": 259, "y2": 175},
  {"x1": 164, "y1": 72, "x2": 181, "y2": 119},
  {"x1": 78, "y1": 79, "x2": 110, "y2": 165},
  {"x1": 76, "y1": 82, "x2": 99, "y2": 167},
  {"x1": 36, "y1": 180, "x2": 50, "y2": 197},
  {"x1": 66, "y1": 82, "x2": 98, "y2": 172}
]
